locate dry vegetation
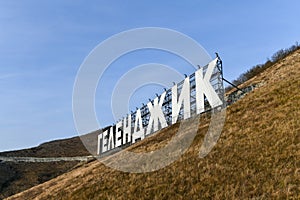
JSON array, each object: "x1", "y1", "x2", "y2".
[
  {"x1": 226, "y1": 43, "x2": 300, "y2": 91},
  {"x1": 5, "y1": 50, "x2": 300, "y2": 200},
  {"x1": 0, "y1": 136, "x2": 90, "y2": 199}
]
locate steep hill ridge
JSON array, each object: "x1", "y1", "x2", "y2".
[
  {"x1": 0, "y1": 136, "x2": 89, "y2": 158},
  {"x1": 6, "y1": 50, "x2": 300, "y2": 199},
  {"x1": 0, "y1": 136, "x2": 90, "y2": 199}
]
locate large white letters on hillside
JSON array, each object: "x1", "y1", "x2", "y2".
[
  {"x1": 146, "y1": 92, "x2": 168, "y2": 135},
  {"x1": 116, "y1": 121, "x2": 122, "y2": 147},
  {"x1": 132, "y1": 109, "x2": 144, "y2": 143},
  {"x1": 97, "y1": 58, "x2": 223, "y2": 155},
  {"x1": 195, "y1": 58, "x2": 222, "y2": 114},
  {"x1": 122, "y1": 115, "x2": 131, "y2": 145},
  {"x1": 172, "y1": 77, "x2": 191, "y2": 124}
]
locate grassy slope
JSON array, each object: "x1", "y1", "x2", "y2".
[
  {"x1": 7, "y1": 50, "x2": 300, "y2": 200},
  {"x1": 0, "y1": 136, "x2": 89, "y2": 158},
  {"x1": 0, "y1": 136, "x2": 90, "y2": 199}
]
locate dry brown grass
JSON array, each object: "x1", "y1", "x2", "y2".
[{"x1": 6, "y1": 50, "x2": 300, "y2": 200}]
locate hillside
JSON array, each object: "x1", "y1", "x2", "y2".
[
  {"x1": 0, "y1": 136, "x2": 90, "y2": 199},
  {"x1": 6, "y1": 50, "x2": 300, "y2": 199},
  {"x1": 0, "y1": 136, "x2": 89, "y2": 158}
]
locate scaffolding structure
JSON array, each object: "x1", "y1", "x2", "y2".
[
  {"x1": 126, "y1": 57, "x2": 225, "y2": 137},
  {"x1": 98, "y1": 56, "x2": 226, "y2": 155}
]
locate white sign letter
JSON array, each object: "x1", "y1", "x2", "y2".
[
  {"x1": 172, "y1": 77, "x2": 191, "y2": 124},
  {"x1": 146, "y1": 92, "x2": 167, "y2": 135},
  {"x1": 102, "y1": 129, "x2": 108, "y2": 153},
  {"x1": 108, "y1": 126, "x2": 115, "y2": 150},
  {"x1": 122, "y1": 115, "x2": 131, "y2": 145},
  {"x1": 116, "y1": 121, "x2": 122, "y2": 147},
  {"x1": 132, "y1": 109, "x2": 145, "y2": 143},
  {"x1": 195, "y1": 58, "x2": 222, "y2": 114},
  {"x1": 97, "y1": 133, "x2": 103, "y2": 155}
]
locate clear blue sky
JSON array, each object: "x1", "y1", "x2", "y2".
[{"x1": 0, "y1": 1, "x2": 299, "y2": 152}]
